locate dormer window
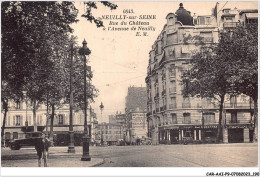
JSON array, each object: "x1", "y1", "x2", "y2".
[
  {"x1": 169, "y1": 17, "x2": 174, "y2": 25},
  {"x1": 225, "y1": 17, "x2": 233, "y2": 22},
  {"x1": 198, "y1": 16, "x2": 211, "y2": 25},
  {"x1": 224, "y1": 9, "x2": 230, "y2": 14}
]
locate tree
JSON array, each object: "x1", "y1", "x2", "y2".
[
  {"x1": 81, "y1": 1, "x2": 117, "y2": 27},
  {"x1": 227, "y1": 24, "x2": 258, "y2": 142},
  {"x1": 1, "y1": 1, "x2": 114, "y2": 137},
  {"x1": 2, "y1": 1, "x2": 79, "y2": 132},
  {"x1": 182, "y1": 45, "x2": 234, "y2": 142},
  {"x1": 182, "y1": 24, "x2": 258, "y2": 143}
]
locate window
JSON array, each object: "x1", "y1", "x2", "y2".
[
  {"x1": 223, "y1": 9, "x2": 230, "y2": 14},
  {"x1": 7, "y1": 116, "x2": 10, "y2": 126},
  {"x1": 155, "y1": 44, "x2": 158, "y2": 55},
  {"x1": 194, "y1": 18, "x2": 198, "y2": 25},
  {"x1": 169, "y1": 65, "x2": 176, "y2": 77},
  {"x1": 168, "y1": 17, "x2": 174, "y2": 25},
  {"x1": 231, "y1": 112, "x2": 237, "y2": 123},
  {"x1": 15, "y1": 115, "x2": 21, "y2": 126},
  {"x1": 5, "y1": 132, "x2": 11, "y2": 140},
  {"x1": 230, "y1": 95, "x2": 237, "y2": 108},
  {"x1": 167, "y1": 33, "x2": 178, "y2": 45},
  {"x1": 58, "y1": 114, "x2": 64, "y2": 125},
  {"x1": 37, "y1": 115, "x2": 42, "y2": 125},
  {"x1": 28, "y1": 115, "x2": 32, "y2": 125},
  {"x1": 16, "y1": 101, "x2": 21, "y2": 109},
  {"x1": 199, "y1": 17, "x2": 205, "y2": 25},
  {"x1": 182, "y1": 97, "x2": 191, "y2": 108},
  {"x1": 203, "y1": 113, "x2": 215, "y2": 123},
  {"x1": 198, "y1": 17, "x2": 211, "y2": 25},
  {"x1": 171, "y1": 113, "x2": 177, "y2": 124},
  {"x1": 183, "y1": 113, "x2": 191, "y2": 124},
  {"x1": 13, "y1": 132, "x2": 18, "y2": 139},
  {"x1": 225, "y1": 17, "x2": 233, "y2": 22}
]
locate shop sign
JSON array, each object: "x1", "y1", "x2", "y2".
[{"x1": 225, "y1": 124, "x2": 251, "y2": 129}]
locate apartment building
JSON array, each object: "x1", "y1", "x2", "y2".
[{"x1": 145, "y1": 3, "x2": 257, "y2": 145}]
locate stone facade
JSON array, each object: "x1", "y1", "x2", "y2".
[{"x1": 146, "y1": 3, "x2": 257, "y2": 145}]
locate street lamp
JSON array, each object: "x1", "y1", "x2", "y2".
[
  {"x1": 79, "y1": 39, "x2": 91, "y2": 161},
  {"x1": 68, "y1": 42, "x2": 75, "y2": 153},
  {"x1": 22, "y1": 91, "x2": 28, "y2": 128},
  {"x1": 99, "y1": 102, "x2": 104, "y2": 123},
  {"x1": 99, "y1": 102, "x2": 104, "y2": 145}
]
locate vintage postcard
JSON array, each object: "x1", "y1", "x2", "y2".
[{"x1": 1, "y1": 1, "x2": 259, "y2": 176}]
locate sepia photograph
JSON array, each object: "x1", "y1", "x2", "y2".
[{"x1": 1, "y1": 1, "x2": 259, "y2": 176}]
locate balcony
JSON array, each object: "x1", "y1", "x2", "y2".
[
  {"x1": 228, "y1": 120, "x2": 240, "y2": 124},
  {"x1": 169, "y1": 104, "x2": 177, "y2": 109},
  {"x1": 182, "y1": 120, "x2": 191, "y2": 124},
  {"x1": 182, "y1": 103, "x2": 191, "y2": 108},
  {"x1": 223, "y1": 22, "x2": 238, "y2": 28},
  {"x1": 224, "y1": 102, "x2": 252, "y2": 109},
  {"x1": 172, "y1": 120, "x2": 178, "y2": 124}
]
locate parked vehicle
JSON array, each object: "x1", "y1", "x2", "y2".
[
  {"x1": 182, "y1": 131, "x2": 193, "y2": 145},
  {"x1": 9, "y1": 132, "x2": 43, "y2": 150}
]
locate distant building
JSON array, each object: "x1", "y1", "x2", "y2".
[
  {"x1": 126, "y1": 111, "x2": 147, "y2": 144},
  {"x1": 1, "y1": 100, "x2": 98, "y2": 146},
  {"x1": 125, "y1": 86, "x2": 148, "y2": 144},
  {"x1": 108, "y1": 115, "x2": 117, "y2": 124},
  {"x1": 125, "y1": 86, "x2": 147, "y2": 112},
  {"x1": 95, "y1": 123, "x2": 124, "y2": 145}
]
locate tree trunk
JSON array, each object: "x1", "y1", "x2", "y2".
[
  {"x1": 217, "y1": 94, "x2": 225, "y2": 143},
  {"x1": 32, "y1": 100, "x2": 37, "y2": 132},
  {"x1": 49, "y1": 104, "x2": 55, "y2": 141},
  {"x1": 1, "y1": 99, "x2": 8, "y2": 145},
  {"x1": 253, "y1": 98, "x2": 258, "y2": 142}
]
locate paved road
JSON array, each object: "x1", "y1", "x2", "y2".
[{"x1": 1, "y1": 143, "x2": 258, "y2": 167}]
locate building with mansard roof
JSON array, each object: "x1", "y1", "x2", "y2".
[{"x1": 145, "y1": 3, "x2": 257, "y2": 145}]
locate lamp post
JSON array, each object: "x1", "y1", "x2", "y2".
[
  {"x1": 99, "y1": 102, "x2": 104, "y2": 145},
  {"x1": 22, "y1": 91, "x2": 28, "y2": 129},
  {"x1": 68, "y1": 42, "x2": 75, "y2": 153},
  {"x1": 79, "y1": 39, "x2": 91, "y2": 161},
  {"x1": 201, "y1": 111, "x2": 205, "y2": 143}
]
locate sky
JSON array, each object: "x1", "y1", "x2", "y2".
[{"x1": 70, "y1": 1, "x2": 258, "y2": 123}]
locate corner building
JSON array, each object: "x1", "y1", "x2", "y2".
[{"x1": 145, "y1": 3, "x2": 255, "y2": 145}]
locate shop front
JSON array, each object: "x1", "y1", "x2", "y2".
[
  {"x1": 158, "y1": 124, "x2": 218, "y2": 144},
  {"x1": 223, "y1": 124, "x2": 253, "y2": 143}
]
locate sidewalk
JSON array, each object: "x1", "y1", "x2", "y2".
[
  {"x1": 1, "y1": 147, "x2": 104, "y2": 167},
  {"x1": 47, "y1": 150, "x2": 105, "y2": 167}
]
